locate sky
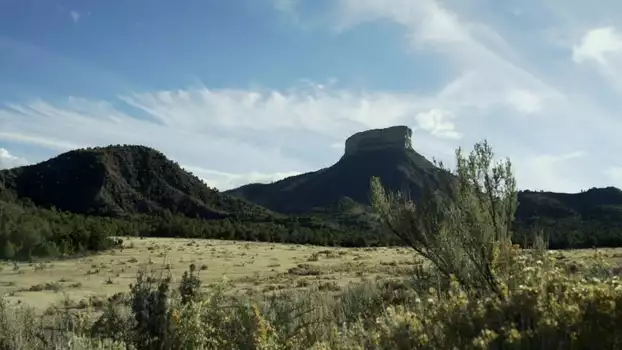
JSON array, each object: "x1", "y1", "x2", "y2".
[{"x1": 1, "y1": 0, "x2": 622, "y2": 192}]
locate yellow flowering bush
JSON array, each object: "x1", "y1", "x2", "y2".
[
  {"x1": 4, "y1": 253, "x2": 622, "y2": 349},
  {"x1": 171, "y1": 279, "x2": 280, "y2": 349},
  {"x1": 305, "y1": 252, "x2": 622, "y2": 350}
]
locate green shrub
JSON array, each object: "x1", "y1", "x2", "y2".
[{"x1": 371, "y1": 140, "x2": 519, "y2": 298}]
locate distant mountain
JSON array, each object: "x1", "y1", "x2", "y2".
[
  {"x1": 226, "y1": 126, "x2": 450, "y2": 213},
  {"x1": 513, "y1": 187, "x2": 622, "y2": 248},
  {"x1": 3, "y1": 126, "x2": 622, "y2": 249},
  {"x1": 0, "y1": 145, "x2": 272, "y2": 220},
  {"x1": 516, "y1": 187, "x2": 622, "y2": 219},
  {"x1": 227, "y1": 126, "x2": 622, "y2": 248}
]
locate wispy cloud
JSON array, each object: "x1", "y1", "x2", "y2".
[
  {"x1": 414, "y1": 109, "x2": 460, "y2": 140},
  {"x1": 4, "y1": 0, "x2": 622, "y2": 192},
  {"x1": 70, "y1": 10, "x2": 81, "y2": 23},
  {"x1": 335, "y1": 0, "x2": 563, "y2": 111},
  {"x1": 0, "y1": 84, "x2": 461, "y2": 189},
  {"x1": 605, "y1": 167, "x2": 622, "y2": 189},
  {"x1": 573, "y1": 27, "x2": 622, "y2": 91},
  {"x1": 272, "y1": 0, "x2": 299, "y2": 15},
  {"x1": 184, "y1": 166, "x2": 300, "y2": 190},
  {"x1": 0, "y1": 78, "x2": 605, "y2": 191},
  {"x1": 0, "y1": 148, "x2": 27, "y2": 170}
]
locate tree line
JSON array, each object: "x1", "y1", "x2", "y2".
[{"x1": 3, "y1": 195, "x2": 622, "y2": 261}]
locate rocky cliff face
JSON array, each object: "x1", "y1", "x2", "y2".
[{"x1": 344, "y1": 125, "x2": 413, "y2": 157}]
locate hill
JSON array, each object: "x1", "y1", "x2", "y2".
[
  {"x1": 0, "y1": 145, "x2": 272, "y2": 220},
  {"x1": 515, "y1": 187, "x2": 622, "y2": 248},
  {"x1": 227, "y1": 126, "x2": 622, "y2": 249},
  {"x1": 0, "y1": 145, "x2": 387, "y2": 260},
  {"x1": 226, "y1": 126, "x2": 450, "y2": 212},
  {"x1": 4, "y1": 126, "x2": 622, "y2": 251}
]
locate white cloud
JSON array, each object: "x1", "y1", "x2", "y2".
[
  {"x1": 504, "y1": 89, "x2": 545, "y2": 115},
  {"x1": 414, "y1": 109, "x2": 460, "y2": 139},
  {"x1": 0, "y1": 148, "x2": 27, "y2": 170},
  {"x1": 573, "y1": 27, "x2": 622, "y2": 65},
  {"x1": 572, "y1": 27, "x2": 622, "y2": 90},
  {"x1": 605, "y1": 167, "x2": 622, "y2": 188},
  {"x1": 184, "y1": 166, "x2": 300, "y2": 191},
  {"x1": 117, "y1": 85, "x2": 423, "y2": 138},
  {"x1": 514, "y1": 151, "x2": 587, "y2": 193},
  {"x1": 70, "y1": 10, "x2": 80, "y2": 23},
  {"x1": 336, "y1": 0, "x2": 563, "y2": 113}
]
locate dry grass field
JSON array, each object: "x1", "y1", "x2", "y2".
[
  {"x1": 3, "y1": 238, "x2": 622, "y2": 349},
  {"x1": 0, "y1": 237, "x2": 419, "y2": 311},
  {"x1": 2, "y1": 236, "x2": 622, "y2": 313}
]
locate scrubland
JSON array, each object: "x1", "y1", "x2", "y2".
[
  {"x1": 3, "y1": 141, "x2": 622, "y2": 349},
  {"x1": 0, "y1": 236, "x2": 416, "y2": 311},
  {"x1": 2, "y1": 236, "x2": 622, "y2": 349}
]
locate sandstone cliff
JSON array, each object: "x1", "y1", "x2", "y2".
[{"x1": 344, "y1": 125, "x2": 413, "y2": 157}]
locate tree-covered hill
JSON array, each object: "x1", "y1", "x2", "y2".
[
  {"x1": 0, "y1": 145, "x2": 272, "y2": 220},
  {"x1": 4, "y1": 127, "x2": 622, "y2": 255}
]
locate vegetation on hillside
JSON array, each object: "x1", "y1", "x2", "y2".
[
  {"x1": 515, "y1": 187, "x2": 622, "y2": 249},
  {"x1": 4, "y1": 140, "x2": 622, "y2": 349},
  {"x1": 227, "y1": 140, "x2": 622, "y2": 250},
  {"x1": 226, "y1": 147, "x2": 447, "y2": 212},
  {"x1": 0, "y1": 145, "x2": 399, "y2": 259},
  {"x1": 0, "y1": 145, "x2": 272, "y2": 219},
  {"x1": 0, "y1": 198, "x2": 400, "y2": 260},
  {"x1": 0, "y1": 182, "x2": 397, "y2": 260},
  {"x1": 2, "y1": 139, "x2": 622, "y2": 253},
  {"x1": 0, "y1": 200, "x2": 123, "y2": 260}
]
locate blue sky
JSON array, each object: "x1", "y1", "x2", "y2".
[{"x1": 1, "y1": 0, "x2": 622, "y2": 192}]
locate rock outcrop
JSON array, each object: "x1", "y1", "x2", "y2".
[
  {"x1": 344, "y1": 125, "x2": 413, "y2": 157},
  {"x1": 226, "y1": 124, "x2": 440, "y2": 213}
]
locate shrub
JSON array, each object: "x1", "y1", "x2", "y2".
[
  {"x1": 179, "y1": 264, "x2": 202, "y2": 305},
  {"x1": 371, "y1": 140, "x2": 523, "y2": 298}
]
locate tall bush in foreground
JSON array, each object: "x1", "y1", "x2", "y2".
[{"x1": 371, "y1": 140, "x2": 519, "y2": 297}]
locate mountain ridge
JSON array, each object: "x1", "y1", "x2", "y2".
[
  {"x1": 3, "y1": 126, "x2": 622, "y2": 249},
  {"x1": 0, "y1": 145, "x2": 273, "y2": 220},
  {"x1": 225, "y1": 146, "x2": 448, "y2": 213},
  {"x1": 224, "y1": 126, "x2": 622, "y2": 248}
]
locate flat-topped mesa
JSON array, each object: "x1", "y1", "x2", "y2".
[{"x1": 344, "y1": 125, "x2": 413, "y2": 157}]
